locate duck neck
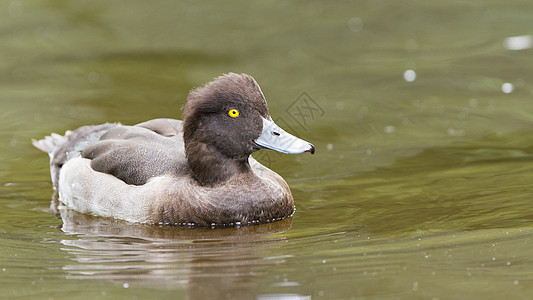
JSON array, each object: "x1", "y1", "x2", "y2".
[{"x1": 185, "y1": 141, "x2": 252, "y2": 186}]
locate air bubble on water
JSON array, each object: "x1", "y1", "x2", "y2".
[
  {"x1": 503, "y1": 35, "x2": 533, "y2": 50},
  {"x1": 502, "y1": 82, "x2": 514, "y2": 94},
  {"x1": 348, "y1": 17, "x2": 363, "y2": 32},
  {"x1": 88, "y1": 72, "x2": 100, "y2": 84},
  {"x1": 403, "y1": 69, "x2": 416, "y2": 82},
  {"x1": 448, "y1": 128, "x2": 465, "y2": 137}
]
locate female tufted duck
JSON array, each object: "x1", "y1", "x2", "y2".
[{"x1": 33, "y1": 73, "x2": 314, "y2": 227}]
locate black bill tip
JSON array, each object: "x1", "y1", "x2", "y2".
[{"x1": 305, "y1": 144, "x2": 315, "y2": 155}]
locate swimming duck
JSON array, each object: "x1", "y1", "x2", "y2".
[{"x1": 33, "y1": 73, "x2": 315, "y2": 227}]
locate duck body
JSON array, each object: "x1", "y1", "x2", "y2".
[{"x1": 33, "y1": 74, "x2": 314, "y2": 227}]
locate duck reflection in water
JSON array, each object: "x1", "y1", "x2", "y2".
[{"x1": 58, "y1": 205, "x2": 297, "y2": 299}]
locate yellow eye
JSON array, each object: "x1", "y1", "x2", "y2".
[{"x1": 228, "y1": 109, "x2": 240, "y2": 118}]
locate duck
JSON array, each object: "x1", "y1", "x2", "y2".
[{"x1": 33, "y1": 73, "x2": 315, "y2": 227}]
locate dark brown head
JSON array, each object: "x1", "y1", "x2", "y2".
[{"x1": 183, "y1": 73, "x2": 314, "y2": 186}]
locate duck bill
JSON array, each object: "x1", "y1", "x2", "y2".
[{"x1": 254, "y1": 117, "x2": 315, "y2": 154}]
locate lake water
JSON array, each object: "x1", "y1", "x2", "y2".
[{"x1": 2, "y1": 1, "x2": 533, "y2": 299}]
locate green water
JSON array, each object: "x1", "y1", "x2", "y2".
[{"x1": 2, "y1": 0, "x2": 533, "y2": 299}]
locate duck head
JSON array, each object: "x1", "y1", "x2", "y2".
[{"x1": 183, "y1": 73, "x2": 314, "y2": 186}]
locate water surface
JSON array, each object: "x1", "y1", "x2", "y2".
[{"x1": 2, "y1": 1, "x2": 533, "y2": 299}]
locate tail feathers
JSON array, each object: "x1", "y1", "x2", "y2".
[
  {"x1": 32, "y1": 132, "x2": 68, "y2": 154},
  {"x1": 32, "y1": 131, "x2": 70, "y2": 190},
  {"x1": 32, "y1": 124, "x2": 116, "y2": 156},
  {"x1": 32, "y1": 123, "x2": 118, "y2": 190}
]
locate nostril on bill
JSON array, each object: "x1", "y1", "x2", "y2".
[{"x1": 272, "y1": 131, "x2": 280, "y2": 136}]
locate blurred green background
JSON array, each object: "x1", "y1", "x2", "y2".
[{"x1": 2, "y1": 1, "x2": 533, "y2": 299}]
